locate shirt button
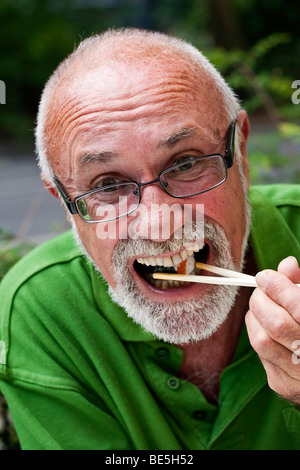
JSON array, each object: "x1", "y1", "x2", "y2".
[
  {"x1": 156, "y1": 348, "x2": 170, "y2": 359},
  {"x1": 193, "y1": 410, "x2": 207, "y2": 420},
  {"x1": 166, "y1": 377, "x2": 180, "y2": 390}
]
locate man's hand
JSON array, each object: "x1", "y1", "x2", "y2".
[{"x1": 245, "y1": 256, "x2": 300, "y2": 404}]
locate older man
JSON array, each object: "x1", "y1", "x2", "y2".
[{"x1": 0, "y1": 28, "x2": 300, "y2": 450}]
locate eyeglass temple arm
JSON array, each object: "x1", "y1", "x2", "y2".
[
  {"x1": 224, "y1": 121, "x2": 236, "y2": 168},
  {"x1": 52, "y1": 176, "x2": 78, "y2": 215}
]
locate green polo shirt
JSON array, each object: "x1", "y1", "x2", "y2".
[{"x1": 0, "y1": 184, "x2": 300, "y2": 450}]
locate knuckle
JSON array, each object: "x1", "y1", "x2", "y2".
[
  {"x1": 287, "y1": 298, "x2": 300, "y2": 321},
  {"x1": 269, "y1": 277, "x2": 300, "y2": 314},
  {"x1": 250, "y1": 328, "x2": 271, "y2": 354},
  {"x1": 268, "y1": 277, "x2": 286, "y2": 303},
  {"x1": 271, "y1": 315, "x2": 289, "y2": 340},
  {"x1": 249, "y1": 288, "x2": 265, "y2": 313}
]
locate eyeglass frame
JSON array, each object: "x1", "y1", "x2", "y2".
[{"x1": 53, "y1": 120, "x2": 236, "y2": 223}]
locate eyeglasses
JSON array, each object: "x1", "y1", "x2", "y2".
[{"x1": 53, "y1": 121, "x2": 236, "y2": 223}]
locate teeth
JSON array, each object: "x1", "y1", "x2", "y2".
[
  {"x1": 138, "y1": 241, "x2": 205, "y2": 289},
  {"x1": 149, "y1": 278, "x2": 187, "y2": 289},
  {"x1": 185, "y1": 255, "x2": 196, "y2": 275},
  {"x1": 190, "y1": 243, "x2": 201, "y2": 252},
  {"x1": 137, "y1": 242, "x2": 203, "y2": 267},
  {"x1": 156, "y1": 258, "x2": 164, "y2": 266},
  {"x1": 172, "y1": 253, "x2": 182, "y2": 265},
  {"x1": 163, "y1": 257, "x2": 173, "y2": 267}
]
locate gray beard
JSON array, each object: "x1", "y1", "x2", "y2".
[
  {"x1": 108, "y1": 219, "x2": 249, "y2": 344},
  {"x1": 72, "y1": 202, "x2": 251, "y2": 345}
]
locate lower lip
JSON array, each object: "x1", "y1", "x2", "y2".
[{"x1": 140, "y1": 275, "x2": 212, "y2": 301}]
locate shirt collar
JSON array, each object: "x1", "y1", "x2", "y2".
[{"x1": 249, "y1": 186, "x2": 300, "y2": 270}]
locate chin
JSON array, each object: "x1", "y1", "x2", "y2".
[{"x1": 108, "y1": 278, "x2": 239, "y2": 344}]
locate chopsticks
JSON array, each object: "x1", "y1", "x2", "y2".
[
  {"x1": 152, "y1": 262, "x2": 300, "y2": 288},
  {"x1": 152, "y1": 272, "x2": 257, "y2": 287},
  {"x1": 195, "y1": 262, "x2": 254, "y2": 280}
]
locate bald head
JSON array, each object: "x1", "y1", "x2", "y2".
[{"x1": 35, "y1": 28, "x2": 241, "y2": 183}]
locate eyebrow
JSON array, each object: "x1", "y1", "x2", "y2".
[
  {"x1": 157, "y1": 127, "x2": 197, "y2": 148},
  {"x1": 79, "y1": 150, "x2": 120, "y2": 167}
]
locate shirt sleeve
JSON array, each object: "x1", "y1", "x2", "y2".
[
  {"x1": 0, "y1": 259, "x2": 134, "y2": 450},
  {"x1": 0, "y1": 378, "x2": 133, "y2": 450}
]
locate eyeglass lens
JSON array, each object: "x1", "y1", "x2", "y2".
[{"x1": 160, "y1": 155, "x2": 226, "y2": 197}]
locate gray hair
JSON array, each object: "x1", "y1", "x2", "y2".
[{"x1": 35, "y1": 28, "x2": 241, "y2": 184}]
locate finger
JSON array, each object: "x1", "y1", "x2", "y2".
[
  {"x1": 246, "y1": 310, "x2": 300, "y2": 382},
  {"x1": 255, "y1": 270, "x2": 300, "y2": 323},
  {"x1": 259, "y1": 357, "x2": 300, "y2": 404},
  {"x1": 248, "y1": 288, "x2": 299, "y2": 350},
  {"x1": 278, "y1": 256, "x2": 300, "y2": 283}
]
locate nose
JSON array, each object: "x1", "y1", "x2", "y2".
[
  {"x1": 130, "y1": 181, "x2": 185, "y2": 242},
  {"x1": 139, "y1": 178, "x2": 169, "y2": 205}
]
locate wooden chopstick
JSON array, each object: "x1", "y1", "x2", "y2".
[
  {"x1": 152, "y1": 272, "x2": 258, "y2": 287},
  {"x1": 152, "y1": 262, "x2": 300, "y2": 288},
  {"x1": 195, "y1": 261, "x2": 253, "y2": 280}
]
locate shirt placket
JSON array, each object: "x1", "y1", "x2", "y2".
[{"x1": 136, "y1": 342, "x2": 218, "y2": 450}]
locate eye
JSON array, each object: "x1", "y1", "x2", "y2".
[
  {"x1": 93, "y1": 176, "x2": 123, "y2": 191},
  {"x1": 99, "y1": 177, "x2": 120, "y2": 187},
  {"x1": 172, "y1": 155, "x2": 195, "y2": 171}
]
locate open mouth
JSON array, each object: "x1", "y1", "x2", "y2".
[{"x1": 133, "y1": 242, "x2": 209, "y2": 289}]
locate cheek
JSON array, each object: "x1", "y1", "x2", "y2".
[
  {"x1": 216, "y1": 168, "x2": 248, "y2": 227},
  {"x1": 76, "y1": 222, "x2": 118, "y2": 286},
  {"x1": 198, "y1": 176, "x2": 248, "y2": 256},
  {"x1": 199, "y1": 189, "x2": 243, "y2": 227}
]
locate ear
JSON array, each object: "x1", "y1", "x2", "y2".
[
  {"x1": 237, "y1": 109, "x2": 250, "y2": 151},
  {"x1": 236, "y1": 109, "x2": 250, "y2": 186},
  {"x1": 42, "y1": 174, "x2": 59, "y2": 199}
]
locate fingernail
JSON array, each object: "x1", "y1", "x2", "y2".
[
  {"x1": 255, "y1": 270, "x2": 270, "y2": 290},
  {"x1": 287, "y1": 256, "x2": 299, "y2": 267}
]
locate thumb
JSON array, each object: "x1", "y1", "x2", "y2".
[{"x1": 277, "y1": 256, "x2": 300, "y2": 283}]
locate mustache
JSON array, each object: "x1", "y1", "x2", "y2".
[{"x1": 111, "y1": 220, "x2": 230, "y2": 266}]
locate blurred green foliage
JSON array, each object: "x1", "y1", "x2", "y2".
[
  {"x1": 0, "y1": 229, "x2": 34, "y2": 282},
  {"x1": 206, "y1": 33, "x2": 298, "y2": 118},
  {"x1": 247, "y1": 129, "x2": 300, "y2": 185}
]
